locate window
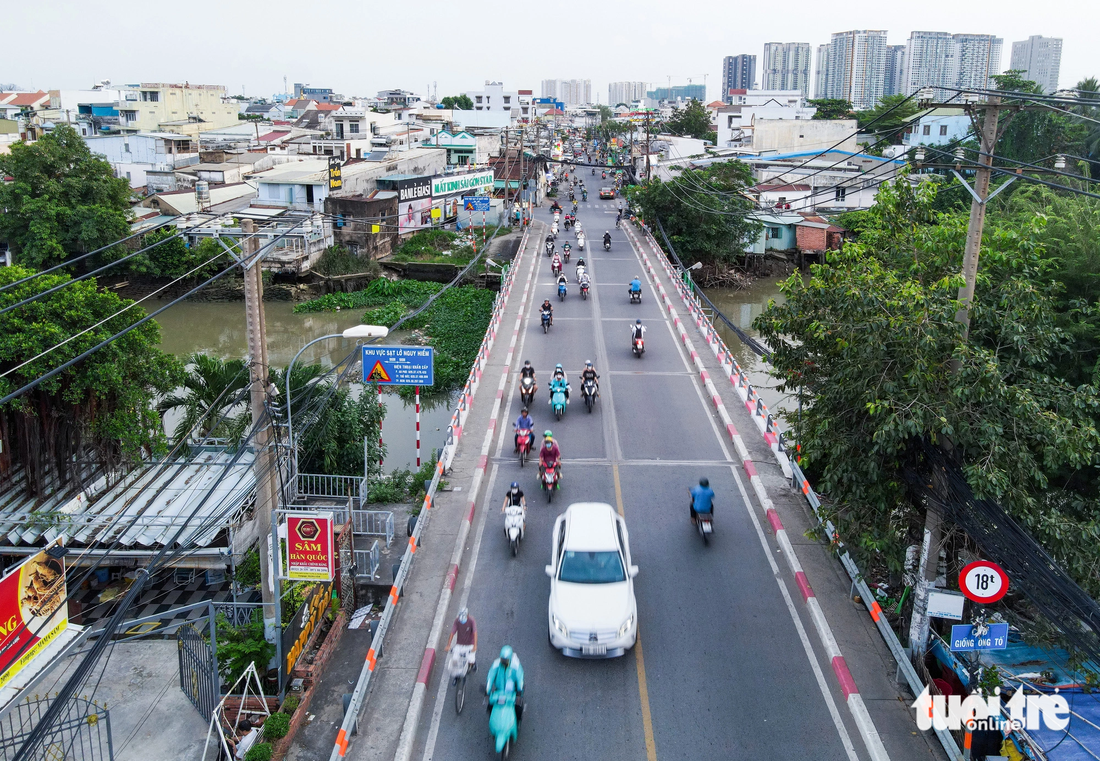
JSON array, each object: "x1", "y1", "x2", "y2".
[
  {"x1": 767, "y1": 226, "x2": 781, "y2": 239},
  {"x1": 305, "y1": 185, "x2": 315, "y2": 204},
  {"x1": 835, "y1": 186, "x2": 847, "y2": 202},
  {"x1": 125, "y1": 172, "x2": 131, "y2": 181},
  {"x1": 558, "y1": 551, "x2": 626, "y2": 584},
  {"x1": 922, "y1": 124, "x2": 931, "y2": 135},
  {"x1": 475, "y1": 96, "x2": 483, "y2": 103},
  {"x1": 123, "y1": 142, "x2": 130, "y2": 153},
  {"x1": 349, "y1": 122, "x2": 359, "y2": 134},
  {"x1": 503, "y1": 96, "x2": 511, "y2": 104},
  {"x1": 140, "y1": 91, "x2": 160, "y2": 102},
  {"x1": 939, "y1": 125, "x2": 948, "y2": 136}
]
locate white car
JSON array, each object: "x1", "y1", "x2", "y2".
[{"x1": 545, "y1": 503, "x2": 638, "y2": 658}]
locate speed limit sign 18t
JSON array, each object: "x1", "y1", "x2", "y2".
[{"x1": 959, "y1": 561, "x2": 1009, "y2": 604}]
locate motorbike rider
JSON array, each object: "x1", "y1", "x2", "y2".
[
  {"x1": 551, "y1": 252, "x2": 562, "y2": 274},
  {"x1": 631, "y1": 318, "x2": 647, "y2": 346},
  {"x1": 520, "y1": 360, "x2": 536, "y2": 382},
  {"x1": 538, "y1": 431, "x2": 562, "y2": 482},
  {"x1": 603, "y1": 231, "x2": 612, "y2": 249},
  {"x1": 445, "y1": 608, "x2": 477, "y2": 683},
  {"x1": 689, "y1": 477, "x2": 715, "y2": 524},
  {"x1": 581, "y1": 360, "x2": 600, "y2": 397},
  {"x1": 629, "y1": 276, "x2": 642, "y2": 297},
  {"x1": 502, "y1": 481, "x2": 527, "y2": 511},
  {"x1": 486, "y1": 646, "x2": 525, "y2": 720},
  {"x1": 556, "y1": 272, "x2": 568, "y2": 293},
  {"x1": 513, "y1": 407, "x2": 534, "y2": 452},
  {"x1": 541, "y1": 299, "x2": 553, "y2": 326},
  {"x1": 550, "y1": 363, "x2": 570, "y2": 401}
]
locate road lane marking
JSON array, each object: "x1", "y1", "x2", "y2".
[{"x1": 614, "y1": 462, "x2": 658, "y2": 761}]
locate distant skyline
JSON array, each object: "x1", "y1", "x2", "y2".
[{"x1": 5, "y1": 0, "x2": 1095, "y2": 104}]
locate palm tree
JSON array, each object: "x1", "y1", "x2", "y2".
[{"x1": 158, "y1": 353, "x2": 249, "y2": 444}]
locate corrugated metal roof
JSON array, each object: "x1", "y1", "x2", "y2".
[{"x1": 0, "y1": 449, "x2": 254, "y2": 550}]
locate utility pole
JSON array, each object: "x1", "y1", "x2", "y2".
[
  {"x1": 645, "y1": 110, "x2": 652, "y2": 181},
  {"x1": 908, "y1": 96, "x2": 1002, "y2": 661},
  {"x1": 243, "y1": 219, "x2": 282, "y2": 665}
]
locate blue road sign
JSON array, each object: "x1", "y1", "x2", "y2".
[
  {"x1": 361, "y1": 345, "x2": 434, "y2": 386},
  {"x1": 462, "y1": 196, "x2": 491, "y2": 212},
  {"x1": 950, "y1": 623, "x2": 1009, "y2": 652}
]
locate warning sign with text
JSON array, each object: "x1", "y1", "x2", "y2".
[{"x1": 361, "y1": 345, "x2": 434, "y2": 386}]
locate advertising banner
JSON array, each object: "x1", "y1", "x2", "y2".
[
  {"x1": 398, "y1": 198, "x2": 433, "y2": 234},
  {"x1": 285, "y1": 512, "x2": 334, "y2": 581},
  {"x1": 0, "y1": 542, "x2": 68, "y2": 688},
  {"x1": 431, "y1": 170, "x2": 494, "y2": 197}
]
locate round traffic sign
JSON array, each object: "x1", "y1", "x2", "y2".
[{"x1": 959, "y1": 561, "x2": 1009, "y2": 604}]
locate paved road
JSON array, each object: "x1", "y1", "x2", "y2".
[{"x1": 412, "y1": 180, "x2": 867, "y2": 761}]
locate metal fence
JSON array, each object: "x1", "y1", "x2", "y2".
[
  {"x1": 294, "y1": 473, "x2": 365, "y2": 503},
  {"x1": 213, "y1": 601, "x2": 263, "y2": 628},
  {"x1": 354, "y1": 540, "x2": 381, "y2": 581},
  {"x1": 0, "y1": 696, "x2": 113, "y2": 761},
  {"x1": 352, "y1": 510, "x2": 394, "y2": 546}
]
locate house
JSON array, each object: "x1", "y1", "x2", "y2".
[
  {"x1": 902, "y1": 108, "x2": 971, "y2": 148},
  {"x1": 376, "y1": 89, "x2": 422, "y2": 109},
  {"x1": 746, "y1": 212, "x2": 803, "y2": 253},
  {"x1": 794, "y1": 215, "x2": 845, "y2": 253},
  {"x1": 463, "y1": 81, "x2": 520, "y2": 115},
  {"x1": 715, "y1": 90, "x2": 858, "y2": 154},
  {"x1": 422, "y1": 130, "x2": 483, "y2": 167},
  {"x1": 754, "y1": 183, "x2": 812, "y2": 210},
  {"x1": 114, "y1": 83, "x2": 240, "y2": 134},
  {"x1": 84, "y1": 132, "x2": 199, "y2": 190},
  {"x1": 0, "y1": 91, "x2": 51, "y2": 138},
  {"x1": 140, "y1": 181, "x2": 258, "y2": 215},
  {"x1": 325, "y1": 192, "x2": 399, "y2": 260}
]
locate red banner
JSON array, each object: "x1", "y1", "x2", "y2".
[
  {"x1": 0, "y1": 542, "x2": 68, "y2": 688},
  {"x1": 285, "y1": 513, "x2": 334, "y2": 581}
]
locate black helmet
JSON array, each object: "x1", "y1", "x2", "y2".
[
  {"x1": 699, "y1": 477, "x2": 709, "y2": 487},
  {"x1": 524, "y1": 360, "x2": 531, "y2": 367}
]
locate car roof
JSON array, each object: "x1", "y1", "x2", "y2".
[{"x1": 562, "y1": 502, "x2": 620, "y2": 551}]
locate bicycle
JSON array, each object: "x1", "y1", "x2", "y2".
[{"x1": 449, "y1": 645, "x2": 475, "y2": 714}]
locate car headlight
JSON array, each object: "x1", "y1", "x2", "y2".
[
  {"x1": 553, "y1": 616, "x2": 569, "y2": 637},
  {"x1": 618, "y1": 615, "x2": 634, "y2": 638}
]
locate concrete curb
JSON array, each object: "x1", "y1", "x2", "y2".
[
  {"x1": 391, "y1": 228, "x2": 540, "y2": 761},
  {"x1": 624, "y1": 224, "x2": 891, "y2": 761}
]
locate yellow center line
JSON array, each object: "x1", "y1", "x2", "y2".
[{"x1": 613, "y1": 462, "x2": 658, "y2": 761}]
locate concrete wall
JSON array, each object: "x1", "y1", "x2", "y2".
[
  {"x1": 325, "y1": 195, "x2": 399, "y2": 260},
  {"x1": 752, "y1": 119, "x2": 858, "y2": 153}
]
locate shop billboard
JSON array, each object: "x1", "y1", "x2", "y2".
[
  {"x1": 431, "y1": 170, "x2": 494, "y2": 197},
  {"x1": 285, "y1": 512, "x2": 334, "y2": 581},
  {"x1": 0, "y1": 542, "x2": 68, "y2": 689},
  {"x1": 396, "y1": 177, "x2": 435, "y2": 234}
]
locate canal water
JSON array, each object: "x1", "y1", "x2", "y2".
[{"x1": 149, "y1": 278, "x2": 788, "y2": 470}]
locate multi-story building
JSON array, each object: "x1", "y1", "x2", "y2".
[
  {"x1": 821, "y1": 30, "x2": 888, "y2": 110},
  {"x1": 463, "y1": 81, "x2": 521, "y2": 113},
  {"x1": 722, "y1": 55, "x2": 757, "y2": 102},
  {"x1": 904, "y1": 32, "x2": 1002, "y2": 98},
  {"x1": 541, "y1": 80, "x2": 558, "y2": 99},
  {"x1": 293, "y1": 84, "x2": 336, "y2": 103},
  {"x1": 560, "y1": 80, "x2": 592, "y2": 106},
  {"x1": 1010, "y1": 35, "x2": 1062, "y2": 92},
  {"x1": 761, "y1": 43, "x2": 812, "y2": 97},
  {"x1": 609, "y1": 82, "x2": 647, "y2": 106},
  {"x1": 647, "y1": 84, "x2": 706, "y2": 104},
  {"x1": 884, "y1": 45, "x2": 907, "y2": 97},
  {"x1": 815, "y1": 44, "x2": 830, "y2": 99},
  {"x1": 115, "y1": 83, "x2": 240, "y2": 135}
]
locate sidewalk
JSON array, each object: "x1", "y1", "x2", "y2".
[
  {"x1": 297, "y1": 220, "x2": 543, "y2": 761},
  {"x1": 624, "y1": 223, "x2": 947, "y2": 761}
]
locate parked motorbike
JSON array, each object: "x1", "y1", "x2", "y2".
[
  {"x1": 629, "y1": 289, "x2": 641, "y2": 304},
  {"x1": 582, "y1": 378, "x2": 598, "y2": 413},
  {"x1": 519, "y1": 377, "x2": 536, "y2": 407},
  {"x1": 504, "y1": 504, "x2": 526, "y2": 556},
  {"x1": 541, "y1": 310, "x2": 552, "y2": 333},
  {"x1": 633, "y1": 336, "x2": 645, "y2": 358}
]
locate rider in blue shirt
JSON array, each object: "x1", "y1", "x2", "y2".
[
  {"x1": 689, "y1": 477, "x2": 715, "y2": 523},
  {"x1": 513, "y1": 408, "x2": 534, "y2": 452},
  {"x1": 629, "y1": 276, "x2": 642, "y2": 294}
]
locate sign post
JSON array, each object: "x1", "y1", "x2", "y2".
[
  {"x1": 953, "y1": 559, "x2": 1011, "y2": 720},
  {"x1": 283, "y1": 512, "x2": 335, "y2": 582},
  {"x1": 363, "y1": 346, "x2": 435, "y2": 469}
]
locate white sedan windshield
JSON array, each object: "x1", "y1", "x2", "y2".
[{"x1": 559, "y1": 550, "x2": 625, "y2": 584}]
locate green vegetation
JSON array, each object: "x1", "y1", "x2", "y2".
[
  {"x1": 664, "y1": 99, "x2": 716, "y2": 143},
  {"x1": 262, "y1": 712, "x2": 290, "y2": 741},
  {"x1": 367, "y1": 456, "x2": 440, "y2": 505},
  {"x1": 808, "y1": 99, "x2": 855, "y2": 120},
  {"x1": 234, "y1": 548, "x2": 262, "y2": 588},
  {"x1": 855, "y1": 94, "x2": 921, "y2": 149},
  {"x1": 0, "y1": 265, "x2": 182, "y2": 498},
  {"x1": 755, "y1": 172, "x2": 1100, "y2": 596},
  {"x1": 244, "y1": 742, "x2": 273, "y2": 761},
  {"x1": 627, "y1": 161, "x2": 760, "y2": 266},
  {"x1": 0, "y1": 125, "x2": 132, "y2": 270},
  {"x1": 313, "y1": 245, "x2": 380, "y2": 277},
  {"x1": 215, "y1": 615, "x2": 275, "y2": 687},
  {"x1": 280, "y1": 693, "x2": 300, "y2": 715},
  {"x1": 441, "y1": 94, "x2": 474, "y2": 110},
  {"x1": 127, "y1": 229, "x2": 230, "y2": 280},
  {"x1": 295, "y1": 278, "x2": 496, "y2": 395},
  {"x1": 389, "y1": 229, "x2": 472, "y2": 264},
  {"x1": 158, "y1": 353, "x2": 249, "y2": 443}
]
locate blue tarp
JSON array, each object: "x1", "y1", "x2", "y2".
[{"x1": 1026, "y1": 691, "x2": 1100, "y2": 761}]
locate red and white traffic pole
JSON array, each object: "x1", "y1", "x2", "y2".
[
  {"x1": 378, "y1": 386, "x2": 384, "y2": 469},
  {"x1": 415, "y1": 385, "x2": 421, "y2": 467}
]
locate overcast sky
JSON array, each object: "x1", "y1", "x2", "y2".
[{"x1": 7, "y1": 0, "x2": 1096, "y2": 101}]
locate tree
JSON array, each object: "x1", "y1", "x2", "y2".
[
  {"x1": 441, "y1": 94, "x2": 473, "y2": 110},
  {"x1": 127, "y1": 228, "x2": 227, "y2": 280},
  {"x1": 597, "y1": 105, "x2": 613, "y2": 123},
  {"x1": 754, "y1": 174, "x2": 1100, "y2": 594},
  {"x1": 809, "y1": 99, "x2": 855, "y2": 120},
  {"x1": 664, "y1": 99, "x2": 714, "y2": 141},
  {"x1": 627, "y1": 161, "x2": 761, "y2": 266},
  {"x1": 856, "y1": 94, "x2": 921, "y2": 145},
  {"x1": 158, "y1": 353, "x2": 250, "y2": 444},
  {"x1": 0, "y1": 125, "x2": 132, "y2": 270},
  {"x1": 0, "y1": 265, "x2": 183, "y2": 498},
  {"x1": 988, "y1": 71, "x2": 1086, "y2": 166}
]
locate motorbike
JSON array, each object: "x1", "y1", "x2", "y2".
[
  {"x1": 550, "y1": 384, "x2": 567, "y2": 420},
  {"x1": 577, "y1": 235, "x2": 585, "y2": 251},
  {"x1": 563, "y1": 248, "x2": 571, "y2": 263},
  {"x1": 541, "y1": 310, "x2": 552, "y2": 333},
  {"x1": 544, "y1": 242, "x2": 554, "y2": 258},
  {"x1": 582, "y1": 191, "x2": 588, "y2": 202},
  {"x1": 540, "y1": 464, "x2": 560, "y2": 502},
  {"x1": 504, "y1": 504, "x2": 526, "y2": 556},
  {"x1": 696, "y1": 511, "x2": 714, "y2": 546},
  {"x1": 575, "y1": 265, "x2": 585, "y2": 281},
  {"x1": 516, "y1": 427, "x2": 533, "y2": 466},
  {"x1": 582, "y1": 378, "x2": 598, "y2": 413},
  {"x1": 519, "y1": 377, "x2": 536, "y2": 407},
  {"x1": 580, "y1": 279, "x2": 590, "y2": 300},
  {"x1": 551, "y1": 259, "x2": 562, "y2": 276},
  {"x1": 603, "y1": 238, "x2": 611, "y2": 251},
  {"x1": 488, "y1": 688, "x2": 519, "y2": 758},
  {"x1": 630, "y1": 289, "x2": 641, "y2": 304},
  {"x1": 558, "y1": 281, "x2": 567, "y2": 301},
  {"x1": 633, "y1": 336, "x2": 645, "y2": 358}
]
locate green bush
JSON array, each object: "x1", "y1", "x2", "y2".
[
  {"x1": 244, "y1": 741, "x2": 273, "y2": 761},
  {"x1": 281, "y1": 693, "x2": 300, "y2": 715},
  {"x1": 215, "y1": 616, "x2": 275, "y2": 687},
  {"x1": 234, "y1": 549, "x2": 261, "y2": 588},
  {"x1": 315, "y1": 245, "x2": 375, "y2": 277},
  {"x1": 262, "y1": 712, "x2": 290, "y2": 741}
]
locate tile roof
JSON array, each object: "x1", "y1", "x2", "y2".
[
  {"x1": 6, "y1": 91, "x2": 49, "y2": 107},
  {"x1": 755, "y1": 183, "x2": 811, "y2": 192},
  {"x1": 256, "y1": 130, "x2": 291, "y2": 142}
]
